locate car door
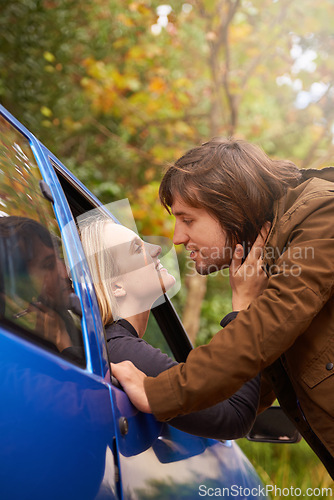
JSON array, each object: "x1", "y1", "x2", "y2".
[
  {"x1": 0, "y1": 104, "x2": 268, "y2": 500},
  {"x1": 0, "y1": 109, "x2": 120, "y2": 500}
]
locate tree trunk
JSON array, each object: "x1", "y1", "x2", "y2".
[
  {"x1": 181, "y1": 1, "x2": 241, "y2": 344},
  {"x1": 182, "y1": 273, "x2": 207, "y2": 345}
]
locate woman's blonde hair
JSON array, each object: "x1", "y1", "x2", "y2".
[{"x1": 79, "y1": 216, "x2": 120, "y2": 326}]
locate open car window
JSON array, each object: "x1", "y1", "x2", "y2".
[
  {"x1": 51, "y1": 160, "x2": 191, "y2": 363},
  {"x1": 0, "y1": 116, "x2": 85, "y2": 366}
]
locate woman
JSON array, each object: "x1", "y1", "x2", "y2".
[{"x1": 79, "y1": 215, "x2": 267, "y2": 439}]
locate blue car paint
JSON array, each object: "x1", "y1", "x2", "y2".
[{"x1": 0, "y1": 104, "x2": 267, "y2": 499}]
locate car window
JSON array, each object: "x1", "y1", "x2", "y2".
[
  {"x1": 144, "y1": 313, "x2": 175, "y2": 359},
  {"x1": 52, "y1": 164, "x2": 181, "y2": 363},
  {"x1": 0, "y1": 116, "x2": 85, "y2": 366}
]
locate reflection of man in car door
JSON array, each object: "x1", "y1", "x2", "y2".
[
  {"x1": 0, "y1": 216, "x2": 78, "y2": 354},
  {"x1": 27, "y1": 233, "x2": 74, "y2": 352}
]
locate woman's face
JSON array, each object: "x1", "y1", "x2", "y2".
[{"x1": 103, "y1": 223, "x2": 175, "y2": 305}]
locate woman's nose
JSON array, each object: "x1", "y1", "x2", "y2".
[{"x1": 147, "y1": 242, "x2": 161, "y2": 259}]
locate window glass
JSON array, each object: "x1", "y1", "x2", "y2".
[
  {"x1": 52, "y1": 164, "x2": 176, "y2": 362},
  {"x1": 144, "y1": 313, "x2": 175, "y2": 360},
  {"x1": 50, "y1": 165, "x2": 182, "y2": 368},
  {"x1": 0, "y1": 116, "x2": 85, "y2": 366}
]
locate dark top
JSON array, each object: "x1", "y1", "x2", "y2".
[{"x1": 106, "y1": 316, "x2": 261, "y2": 440}]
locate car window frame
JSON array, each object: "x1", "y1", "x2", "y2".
[
  {"x1": 0, "y1": 112, "x2": 87, "y2": 368},
  {"x1": 49, "y1": 153, "x2": 193, "y2": 363}
]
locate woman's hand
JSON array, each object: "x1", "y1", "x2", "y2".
[
  {"x1": 229, "y1": 222, "x2": 271, "y2": 311},
  {"x1": 110, "y1": 361, "x2": 152, "y2": 413}
]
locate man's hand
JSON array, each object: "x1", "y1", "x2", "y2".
[
  {"x1": 110, "y1": 361, "x2": 152, "y2": 413},
  {"x1": 229, "y1": 222, "x2": 271, "y2": 310}
]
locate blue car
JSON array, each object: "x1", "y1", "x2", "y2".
[{"x1": 0, "y1": 104, "x2": 271, "y2": 500}]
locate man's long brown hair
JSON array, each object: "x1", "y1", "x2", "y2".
[{"x1": 159, "y1": 137, "x2": 302, "y2": 248}]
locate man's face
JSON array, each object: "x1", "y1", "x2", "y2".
[
  {"x1": 171, "y1": 195, "x2": 232, "y2": 275},
  {"x1": 27, "y1": 240, "x2": 72, "y2": 308}
]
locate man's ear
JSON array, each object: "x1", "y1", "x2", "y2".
[{"x1": 112, "y1": 282, "x2": 127, "y2": 298}]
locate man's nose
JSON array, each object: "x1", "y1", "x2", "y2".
[
  {"x1": 173, "y1": 221, "x2": 187, "y2": 246},
  {"x1": 57, "y1": 257, "x2": 68, "y2": 278}
]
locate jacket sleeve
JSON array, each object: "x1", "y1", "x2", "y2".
[
  {"x1": 144, "y1": 193, "x2": 334, "y2": 421},
  {"x1": 108, "y1": 320, "x2": 260, "y2": 439}
]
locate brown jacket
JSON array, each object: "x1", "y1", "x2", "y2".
[{"x1": 145, "y1": 168, "x2": 334, "y2": 476}]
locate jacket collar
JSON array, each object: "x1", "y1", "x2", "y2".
[{"x1": 263, "y1": 167, "x2": 334, "y2": 272}]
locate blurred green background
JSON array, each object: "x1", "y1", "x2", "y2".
[{"x1": 1, "y1": 0, "x2": 334, "y2": 495}]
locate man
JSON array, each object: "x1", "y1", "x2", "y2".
[
  {"x1": 111, "y1": 137, "x2": 334, "y2": 478},
  {"x1": 0, "y1": 216, "x2": 83, "y2": 361}
]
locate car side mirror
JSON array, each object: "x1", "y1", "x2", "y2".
[{"x1": 247, "y1": 406, "x2": 302, "y2": 444}]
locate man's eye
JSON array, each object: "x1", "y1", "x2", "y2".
[
  {"x1": 183, "y1": 219, "x2": 192, "y2": 226},
  {"x1": 44, "y1": 264, "x2": 56, "y2": 270},
  {"x1": 42, "y1": 258, "x2": 56, "y2": 270}
]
